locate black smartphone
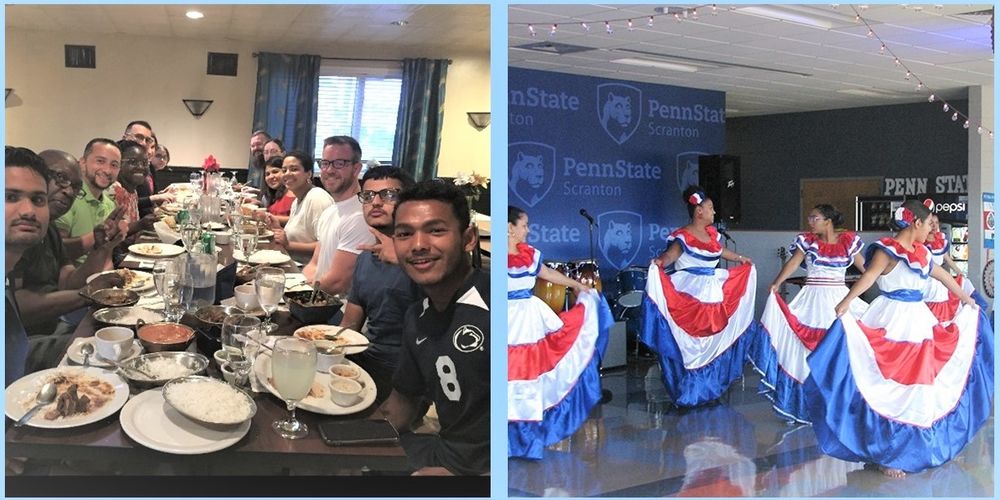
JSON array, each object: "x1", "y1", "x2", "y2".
[{"x1": 317, "y1": 419, "x2": 400, "y2": 446}]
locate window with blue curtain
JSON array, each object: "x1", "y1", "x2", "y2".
[{"x1": 313, "y1": 75, "x2": 402, "y2": 166}]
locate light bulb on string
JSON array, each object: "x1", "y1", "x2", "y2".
[
  {"x1": 943, "y1": 103, "x2": 949, "y2": 112},
  {"x1": 990, "y1": 131, "x2": 994, "y2": 139},
  {"x1": 867, "y1": 29, "x2": 874, "y2": 38},
  {"x1": 977, "y1": 126, "x2": 984, "y2": 134},
  {"x1": 674, "y1": 13, "x2": 682, "y2": 22},
  {"x1": 528, "y1": 24, "x2": 536, "y2": 37},
  {"x1": 581, "y1": 22, "x2": 590, "y2": 32},
  {"x1": 691, "y1": 8, "x2": 698, "y2": 20},
  {"x1": 964, "y1": 120, "x2": 970, "y2": 129},
  {"x1": 648, "y1": 16, "x2": 654, "y2": 27},
  {"x1": 605, "y1": 21, "x2": 613, "y2": 35},
  {"x1": 952, "y1": 112, "x2": 959, "y2": 121},
  {"x1": 928, "y1": 94, "x2": 935, "y2": 102},
  {"x1": 711, "y1": 4, "x2": 718, "y2": 15},
  {"x1": 879, "y1": 44, "x2": 886, "y2": 54},
  {"x1": 855, "y1": 14, "x2": 861, "y2": 22},
  {"x1": 894, "y1": 57, "x2": 901, "y2": 66},
  {"x1": 904, "y1": 71, "x2": 911, "y2": 80},
  {"x1": 550, "y1": 24, "x2": 558, "y2": 37},
  {"x1": 915, "y1": 82, "x2": 923, "y2": 91},
  {"x1": 627, "y1": 19, "x2": 634, "y2": 31}
]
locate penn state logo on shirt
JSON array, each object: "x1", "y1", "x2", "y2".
[
  {"x1": 675, "y1": 151, "x2": 706, "y2": 191},
  {"x1": 596, "y1": 83, "x2": 642, "y2": 145},
  {"x1": 453, "y1": 324, "x2": 485, "y2": 353},
  {"x1": 509, "y1": 142, "x2": 556, "y2": 208},
  {"x1": 598, "y1": 210, "x2": 643, "y2": 270}
]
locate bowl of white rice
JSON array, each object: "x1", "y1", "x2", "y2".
[
  {"x1": 120, "y1": 352, "x2": 209, "y2": 390},
  {"x1": 162, "y1": 376, "x2": 257, "y2": 426}
]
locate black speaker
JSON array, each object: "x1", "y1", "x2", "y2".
[{"x1": 698, "y1": 155, "x2": 741, "y2": 223}]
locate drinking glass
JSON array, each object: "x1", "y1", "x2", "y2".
[
  {"x1": 189, "y1": 171, "x2": 203, "y2": 192},
  {"x1": 162, "y1": 272, "x2": 193, "y2": 321},
  {"x1": 271, "y1": 337, "x2": 316, "y2": 439},
  {"x1": 220, "y1": 315, "x2": 263, "y2": 388},
  {"x1": 255, "y1": 267, "x2": 285, "y2": 334},
  {"x1": 237, "y1": 230, "x2": 259, "y2": 260},
  {"x1": 180, "y1": 224, "x2": 200, "y2": 253}
]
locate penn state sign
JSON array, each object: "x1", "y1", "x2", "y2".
[{"x1": 509, "y1": 68, "x2": 725, "y2": 290}]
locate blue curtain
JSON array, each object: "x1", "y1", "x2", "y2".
[
  {"x1": 392, "y1": 58, "x2": 449, "y2": 181},
  {"x1": 252, "y1": 52, "x2": 321, "y2": 159}
]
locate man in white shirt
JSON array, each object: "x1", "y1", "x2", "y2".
[{"x1": 302, "y1": 136, "x2": 374, "y2": 295}]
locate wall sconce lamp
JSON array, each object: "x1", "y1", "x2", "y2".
[
  {"x1": 466, "y1": 112, "x2": 491, "y2": 131},
  {"x1": 183, "y1": 99, "x2": 214, "y2": 118},
  {"x1": 5, "y1": 89, "x2": 12, "y2": 101}
]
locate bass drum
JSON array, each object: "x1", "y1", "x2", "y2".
[
  {"x1": 569, "y1": 259, "x2": 602, "y2": 303},
  {"x1": 616, "y1": 266, "x2": 648, "y2": 308},
  {"x1": 532, "y1": 261, "x2": 570, "y2": 313}
]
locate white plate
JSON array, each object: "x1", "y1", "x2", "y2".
[
  {"x1": 233, "y1": 249, "x2": 291, "y2": 265},
  {"x1": 254, "y1": 355, "x2": 376, "y2": 416},
  {"x1": 292, "y1": 325, "x2": 369, "y2": 355},
  {"x1": 283, "y1": 273, "x2": 311, "y2": 292},
  {"x1": 128, "y1": 243, "x2": 186, "y2": 258},
  {"x1": 119, "y1": 388, "x2": 250, "y2": 455},
  {"x1": 86, "y1": 269, "x2": 154, "y2": 292},
  {"x1": 5, "y1": 367, "x2": 129, "y2": 429},
  {"x1": 66, "y1": 338, "x2": 143, "y2": 368}
]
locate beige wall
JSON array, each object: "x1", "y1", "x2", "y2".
[{"x1": 5, "y1": 27, "x2": 490, "y2": 176}]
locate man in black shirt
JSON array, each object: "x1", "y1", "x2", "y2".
[{"x1": 380, "y1": 181, "x2": 489, "y2": 476}]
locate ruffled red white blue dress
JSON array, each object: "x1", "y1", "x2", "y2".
[
  {"x1": 508, "y1": 243, "x2": 612, "y2": 459},
  {"x1": 640, "y1": 226, "x2": 758, "y2": 407},
  {"x1": 923, "y1": 231, "x2": 988, "y2": 322},
  {"x1": 749, "y1": 231, "x2": 868, "y2": 423},
  {"x1": 804, "y1": 238, "x2": 994, "y2": 473}
]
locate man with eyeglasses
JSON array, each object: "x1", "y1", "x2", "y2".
[
  {"x1": 123, "y1": 121, "x2": 173, "y2": 217},
  {"x1": 55, "y1": 138, "x2": 129, "y2": 265},
  {"x1": 302, "y1": 136, "x2": 374, "y2": 297},
  {"x1": 11, "y1": 150, "x2": 125, "y2": 355},
  {"x1": 336, "y1": 166, "x2": 420, "y2": 403}
]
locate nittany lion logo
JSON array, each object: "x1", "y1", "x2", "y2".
[
  {"x1": 675, "y1": 151, "x2": 707, "y2": 192},
  {"x1": 453, "y1": 324, "x2": 485, "y2": 353},
  {"x1": 597, "y1": 83, "x2": 642, "y2": 145},
  {"x1": 598, "y1": 210, "x2": 643, "y2": 270},
  {"x1": 508, "y1": 142, "x2": 556, "y2": 208}
]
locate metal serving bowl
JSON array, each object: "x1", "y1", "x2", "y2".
[
  {"x1": 86, "y1": 288, "x2": 140, "y2": 308},
  {"x1": 193, "y1": 305, "x2": 246, "y2": 336},
  {"x1": 93, "y1": 306, "x2": 166, "y2": 329},
  {"x1": 162, "y1": 375, "x2": 258, "y2": 426},
  {"x1": 119, "y1": 351, "x2": 209, "y2": 390}
]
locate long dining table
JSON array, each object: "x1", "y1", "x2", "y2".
[{"x1": 5, "y1": 233, "x2": 409, "y2": 476}]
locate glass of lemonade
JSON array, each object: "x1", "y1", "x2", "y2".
[
  {"x1": 271, "y1": 337, "x2": 316, "y2": 439},
  {"x1": 255, "y1": 266, "x2": 285, "y2": 334}
]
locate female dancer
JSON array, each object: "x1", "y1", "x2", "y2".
[
  {"x1": 508, "y1": 206, "x2": 612, "y2": 460},
  {"x1": 805, "y1": 200, "x2": 992, "y2": 477},
  {"x1": 640, "y1": 185, "x2": 756, "y2": 407},
  {"x1": 923, "y1": 212, "x2": 987, "y2": 322},
  {"x1": 750, "y1": 204, "x2": 867, "y2": 423}
]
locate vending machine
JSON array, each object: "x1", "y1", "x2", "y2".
[{"x1": 856, "y1": 196, "x2": 905, "y2": 231}]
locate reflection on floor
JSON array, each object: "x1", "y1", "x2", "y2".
[{"x1": 508, "y1": 359, "x2": 994, "y2": 497}]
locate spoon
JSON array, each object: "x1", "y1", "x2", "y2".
[
  {"x1": 100, "y1": 357, "x2": 156, "y2": 379},
  {"x1": 80, "y1": 343, "x2": 94, "y2": 368},
  {"x1": 323, "y1": 326, "x2": 348, "y2": 341},
  {"x1": 15, "y1": 383, "x2": 58, "y2": 427},
  {"x1": 308, "y1": 280, "x2": 321, "y2": 304}
]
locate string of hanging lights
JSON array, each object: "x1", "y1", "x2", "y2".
[{"x1": 514, "y1": 4, "x2": 993, "y2": 137}]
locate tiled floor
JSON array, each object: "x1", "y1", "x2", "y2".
[{"x1": 508, "y1": 358, "x2": 994, "y2": 497}]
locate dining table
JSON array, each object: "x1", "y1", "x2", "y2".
[{"x1": 5, "y1": 229, "x2": 410, "y2": 476}]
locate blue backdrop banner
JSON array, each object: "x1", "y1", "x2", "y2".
[{"x1": 508, "y1": 68, "x2": 726, "y2": 294}]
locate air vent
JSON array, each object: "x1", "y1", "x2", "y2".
[
  {"x1": 512, "y1": 42, "x2": 597, "y2": 55},
  {"x1": 65, "y1": 45, "x2": 96, "y2": 69},
  {"x1": 207, "y1": 52, "x2": 238, "y2": 76}
]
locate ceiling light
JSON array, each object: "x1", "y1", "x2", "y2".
[
  {"x1": 390, "y1": 20, "x2": 409, "y2": 27},
  {"x1": 733, "y1": 5, "x2": 858, "y2": 30},
  {"x1": 612, "y1": 57, "x2": 699, "y2": 73},
  {"x1": 186, "y1": 10, "x2": 204, "y2": 20}
]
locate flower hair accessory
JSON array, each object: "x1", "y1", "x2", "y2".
[
  {"x1": 894, "y1": 206, "x2": 914, "y2": 228},
  {"x1": 688, "y1": 191, "x2": 705, "y2": 206},
  {"x1": 202, "y1": 154, "x2": 220, "y2": 172}
]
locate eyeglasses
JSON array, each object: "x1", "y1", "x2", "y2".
[
  {"x1": 50, "y1": 171, "x2": 83, "y2": 191},
  {"x1": 358, "y1": 189, "x2": 401, "y2": 204},
  {"x1": 126, "y1": 133, "x2": 155, "y2": 146},
  {"x1": 316, "y1": 159, "x2": 355, "y2": 170}
]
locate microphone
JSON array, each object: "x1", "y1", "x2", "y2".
[
  {"x1": 716, "y1": 225, "x2": 735, "y2": 243},
  {"x1": 579, "y1": 208, "x2": 597, "y2": 226}
]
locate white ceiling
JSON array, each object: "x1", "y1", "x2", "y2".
[
  {"x1": 509, "y1": 4, "x2": 994, "y2": 117},
  {"x1": 5, "y1": 4, "x2": 490, "y2": 58}
]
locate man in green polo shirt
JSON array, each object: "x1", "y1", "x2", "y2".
[{"x1": 55, "y1": 138, "x2": 125, "y2": 264}]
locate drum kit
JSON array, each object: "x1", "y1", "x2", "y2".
[{"x1": 531, "y1": 260, "x2": 648, "y2": 313}]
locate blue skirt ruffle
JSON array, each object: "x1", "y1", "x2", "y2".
[{"x1": 747, "y1": 323, "x2": 812, "y2": 424}]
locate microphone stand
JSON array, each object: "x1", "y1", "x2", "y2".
[{"x1": 587, "y1": 219, "x2": 596, "y2": 263}]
